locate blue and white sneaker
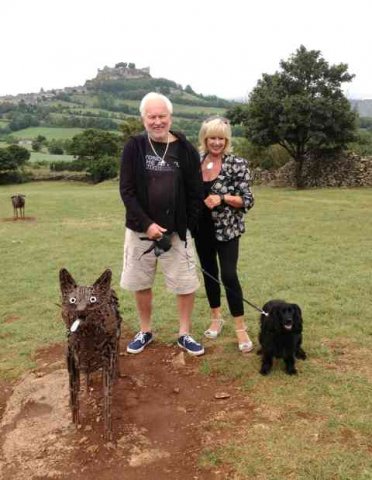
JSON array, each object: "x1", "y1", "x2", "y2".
[
  {"x1": 127, "y1": 331, "x2": 153, "y2": 354},
  {"x1": 177, "y1": 335, "x2": 205, "y2": 356}
]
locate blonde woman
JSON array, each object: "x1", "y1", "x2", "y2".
[{"x1": 194, "y1": 116, "x2": 255, "y2": 353}]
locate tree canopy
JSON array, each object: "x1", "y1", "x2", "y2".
[
  {"x1": 69, "y1": 129, "x2": 121, "y2": 161},
  {"x1": 0, "y1": 145, "x2": 30, "y2": 173},
  {"x1": 228, "y1": 45, "x2": 357, "y2": 188},
  {"x1": 119, "y1": 117, "x2": 143, "y2": 144},
  {"x1": 67, "y1": 129, "x2": 122, "y2": 183}
]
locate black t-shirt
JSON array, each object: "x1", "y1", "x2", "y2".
[{"x1": 145, "y1": 138, "x2": 180, "y2": 233}]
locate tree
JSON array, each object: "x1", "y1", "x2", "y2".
[
  {"x1": 7, "y1": 145, "x2": 30, "y2": 165},
  {"x1": 0, "y1": 149, "x2": 12, "y2": 172},
  {"x1": 229, "y1": 45, "x2": 357, "y2": 188},
  {"x1": 68, "y1": 129, "x2": 122, "y2": 182},
  {"x1": 184, "y1": 85, "x2": 195, "y2": 94},
  {"x1": 48, "y1": 139, "x2": 64, "y2": 155},
  {"x1": 119, "y1": 118, "x2": 143, "y2": 144},
  {"x1": 0, "y1": 145, "x2": 30, "y2": 173},
  {"x1": 69, "y1": 129, "x2": 121, "y2": 162},
  {"x1": 32, "y1": 134, "x2": 47, "y2": 152},
  {"x1": 87, "y1": 155, "x2": 119, "y2": 183}
]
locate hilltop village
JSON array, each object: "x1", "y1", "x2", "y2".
[{"x1": 0, "y1": 63, "x2": 150, "y2": 105}]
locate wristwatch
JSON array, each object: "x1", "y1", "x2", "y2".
[{"x1": 219, "y1": 194, "x2": 225, "y2": 204}]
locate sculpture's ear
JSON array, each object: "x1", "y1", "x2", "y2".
[
  {"x1": 59, "y1": 268, "x2": 77, "y2": 294},
  {"x1": 93, "y1": 269, "x2": 112, "y2": 292}
]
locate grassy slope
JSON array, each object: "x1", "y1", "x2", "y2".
[
  {"x1": 11, "y1": 126, "x2": 84, "y2": 140},
  {"x1": 0, "y1": 182, "x2": 371, "y2": 479},
  {"x1": 29, "y1": 152, "x2": 75, "y2": 163}
]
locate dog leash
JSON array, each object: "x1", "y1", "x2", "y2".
[
  {"x1": 142, "y1": 235, "x2": 268, "y2": 316},
  {"x1": 192, "y1": 258, "x2": 268, "y2": 316}
]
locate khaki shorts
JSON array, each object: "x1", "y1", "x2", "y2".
[{"x1": 120, "y1": 228, "x2": 200, "y2": 294}]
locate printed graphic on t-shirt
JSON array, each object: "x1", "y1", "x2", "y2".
[
  {"x1": 145, "y1": 154, "x2": 179, "y2": 171},
  {"x1": 145, "y1": 140, "x2": 180, "y2": 233}
]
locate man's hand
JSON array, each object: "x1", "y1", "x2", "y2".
[{"x1": 146, "y1": 223, "x2": 167, "y2": 240}]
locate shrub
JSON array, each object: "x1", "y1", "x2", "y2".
[
  {"x1": 50, "y1": 158, "x2": 88, "y2": 172},
  {"x1": 87, "y1": 155, "x2": 119, "y2": 183}
]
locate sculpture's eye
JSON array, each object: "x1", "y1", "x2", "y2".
[
  {"x1": 90, "y1": 296, "x2": 97, "y2": 303},
  {"x1": 69, "y1": 297, "x2": 77, "y2": 304}
]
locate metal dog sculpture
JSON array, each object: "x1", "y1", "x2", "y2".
[
  {"x1": 11, "y1": 194, "x2": 26, "y2": 219},
  {"x1": 59, "y1": 268, "x2": 122, "y2": 439}
]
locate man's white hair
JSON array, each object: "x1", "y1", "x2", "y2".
[{"x1": 139, "y1": 92, "x2": 173, "y2": 116}]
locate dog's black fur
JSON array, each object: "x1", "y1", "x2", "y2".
[{"x1": 258, "y1": 300, "x2": 306, "y2": 375}]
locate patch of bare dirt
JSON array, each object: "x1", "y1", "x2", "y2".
[
  {"x1": 1, "y1": 216, "x2": 36, "y2": 223},
  {"x1": 0, "y1": 335, "x2": 255, "y2": 480},
  {"x1": 320, "y1": 338, "x2": 372, "y2": 381},
  {"x1": 3, "y1": 314, "x2": 21, "y2": 324}
]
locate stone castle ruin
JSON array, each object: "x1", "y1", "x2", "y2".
[{"x1": 95, "y1": 64, "x2": 150, "y2": 82}]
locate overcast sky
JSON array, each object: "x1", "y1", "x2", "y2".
[{"x1": 1, "y1": 0, "x2": 371, "y2": 101}]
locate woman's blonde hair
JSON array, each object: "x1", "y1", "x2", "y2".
[{"x1": 198, "y1": 116, "x2": 232, "y2": 155}]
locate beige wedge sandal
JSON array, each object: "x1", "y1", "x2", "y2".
[
  {"x1": 204, "y1": 318, "x2": 225, "y2": 339},
  {"x1": 236, "y1": 328, "x2": 254, "y2": 353}
]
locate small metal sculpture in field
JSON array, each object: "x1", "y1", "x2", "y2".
[
  {"x1": 59, "y1": 268, "x2": 122, "y2": 440},
  {"x1": 11, "y1": 194, "x2": 26, "y2": 219}
]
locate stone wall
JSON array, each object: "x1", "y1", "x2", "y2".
[{"x1": 252, "y1": 153, "x2": 372, "y2": 188}]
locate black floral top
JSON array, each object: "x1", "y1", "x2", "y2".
[{"x1": 205, "y1": 154, "x2": 255, "y2": 241}]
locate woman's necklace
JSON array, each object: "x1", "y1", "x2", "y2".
[
  {"x1": 148, "y1": 134, "x2": 170, "y2": 165},
  {"x1": 204, "y1": 155, "x2": 221, "y2": 171},
  {"x1": 206, "y1": 161, "x2": 214, "y2": 170}
]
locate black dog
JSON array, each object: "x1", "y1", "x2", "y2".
[{"x1": 258, "y1": 300, "x2": 306, "y2": 375}]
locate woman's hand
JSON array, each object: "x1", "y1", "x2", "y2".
[
  {"x1": 204, "y1": 194, "x2": 244, "y2": 209},
  {"x1": 204, "y1": 194, "x2": 223, "y2": 210}
]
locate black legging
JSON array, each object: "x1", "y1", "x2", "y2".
[{"x1": 194, "y1": 218, "x2": 244, "y2": 317}]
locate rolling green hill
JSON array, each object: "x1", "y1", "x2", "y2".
[{"x1": 0, "y1": 64, "x2": 238, "y2": 144}]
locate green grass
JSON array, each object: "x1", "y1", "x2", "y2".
[
  {"x1": 29, "y1": 151, "x2": 75, "y2": 163},
  {"x1": 113, "y1": 98, "x2": 225, "y2": 117},
  {"x1": 0, "y1": 183, "x2": 371, "y2": 479},
  {"x1": 69, "y1": 94, "x2": 226, "y2": 117},
  {"x1": 11, "y1": 127, "x2": 84, "y2": 140}
]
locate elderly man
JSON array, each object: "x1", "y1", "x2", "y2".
[{"x1": 119, "y1": 92, "x2": 204, "y2": 355}]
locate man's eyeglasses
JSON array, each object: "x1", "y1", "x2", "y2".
[{"x1": 205, "y1": 115, "x2": 230, "y2": 124}]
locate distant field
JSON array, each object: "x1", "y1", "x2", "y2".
[
  {"x1": 12, "y1": 127, "x2": 84, "y2": 140},
  {"x1": 29, "y1": 151, "x2": 75, "y2": 163},
  {"x1": 69, "y1": 95, "x2": 226, "y2": 118},
  {"x1": 122, "y1": 99, "x2": 225, "y2": 117}
]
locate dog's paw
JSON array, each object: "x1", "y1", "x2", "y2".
[
  {"x1": 296, "y1": 349, "x2": 307, "y2": 360},
  {"x1": 286, "y1": 367, "x2": 297, "y2": 375},
  {"x1": 260, "y1": 366, "x2": 271, "y2": 375}
]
